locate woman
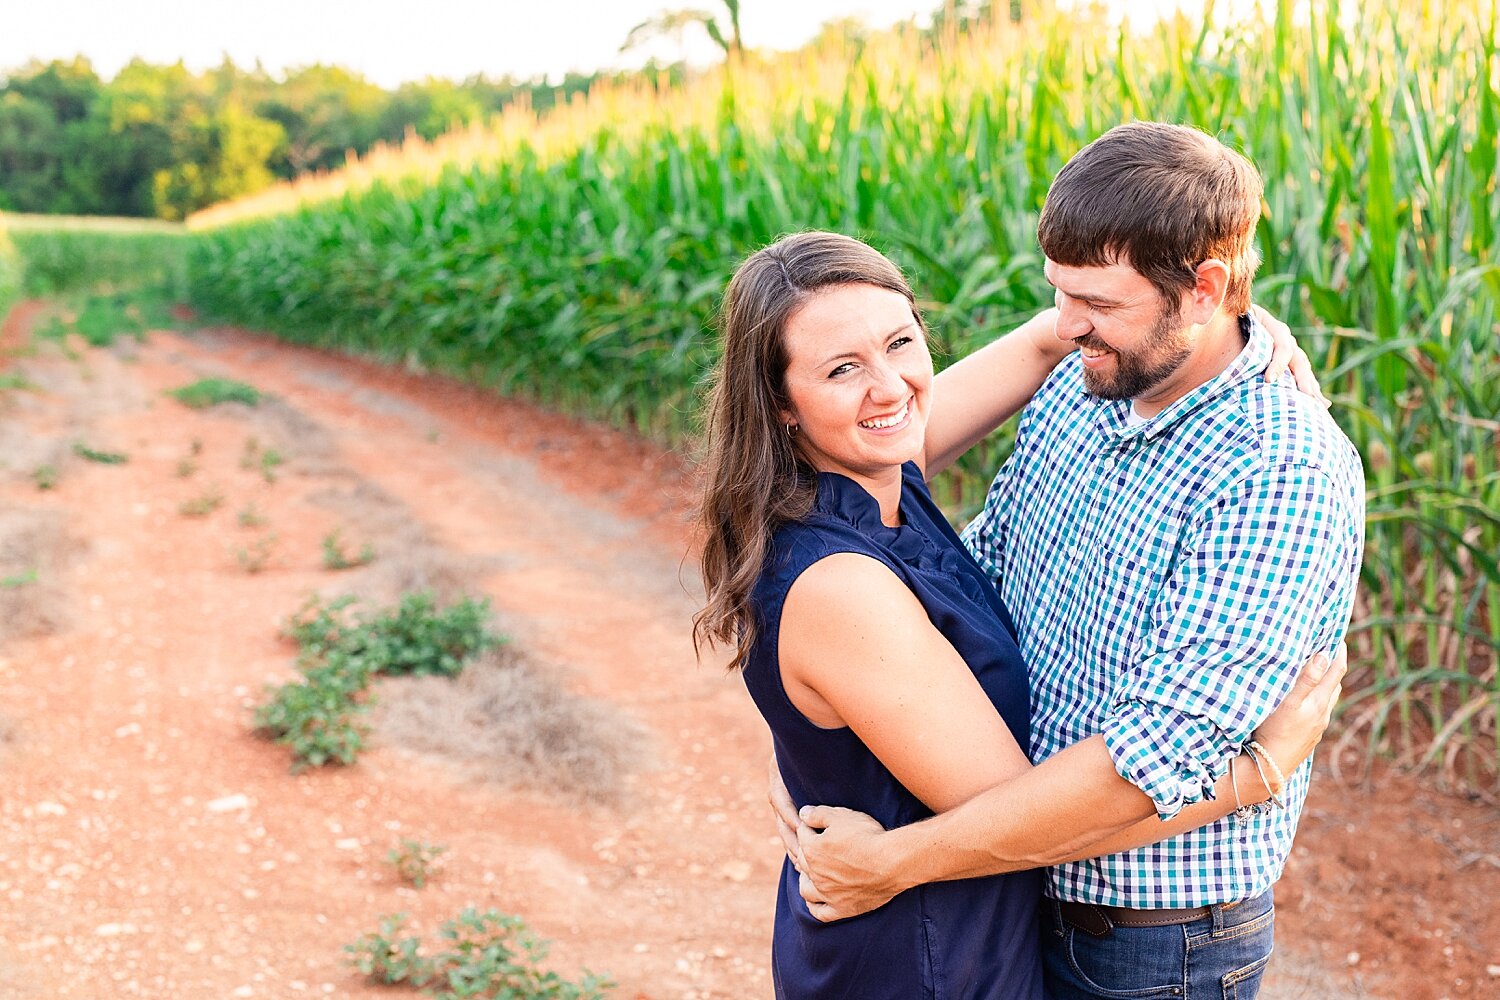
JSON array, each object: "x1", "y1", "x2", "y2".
[{"x1": 692, "y1": 231, "x2": 1339, "y2": 999}]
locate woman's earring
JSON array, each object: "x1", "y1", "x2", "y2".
[{"x1": 785, "y1": 422, "x2": 799, "y2": 437}]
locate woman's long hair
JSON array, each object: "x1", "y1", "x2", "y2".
[{"x1": 693, "y1": 231, "x2": 924, "y2": 670}]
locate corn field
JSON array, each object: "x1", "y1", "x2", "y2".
[{"x1": 9, "y1": 0, "x2": 1500, "y2": 792}]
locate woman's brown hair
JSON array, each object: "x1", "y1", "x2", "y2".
[{"x1": 692, "y1": 231, "x2": 924, "y2": 670}]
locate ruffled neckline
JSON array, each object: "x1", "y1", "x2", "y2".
[{"x1": 812, "y1": 464, "x2": 987, "y2": 600}]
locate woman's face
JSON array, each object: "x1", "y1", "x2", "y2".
[{"x1": 778, "y1": 282, "x2": 933, "y2": 489}]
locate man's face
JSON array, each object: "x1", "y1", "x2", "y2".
[{"x1": 1043, "y1": 258, "x2": 1193, "y2": 401}]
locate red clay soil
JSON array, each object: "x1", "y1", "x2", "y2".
[{"x1": 0, "y1": 306, "x2": 1494, "y2": 1000}]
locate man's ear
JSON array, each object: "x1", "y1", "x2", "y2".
[{"x1": 1187, "y1": 259, "x2": 1231, "y2": 323}]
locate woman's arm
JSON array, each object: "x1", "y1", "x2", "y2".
[
  {"x1": 919, "y1": 303, "x2": 1324, "y2": 482},
  {"x1": 778, "y1": 553, "x2": 1033, "y2": 814},
  {"x1": 922, "y1": 309, "x2": 1067, "y2": 480}
]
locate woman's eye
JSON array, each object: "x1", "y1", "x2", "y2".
[
  {"x1": 828, "y1": 363, "x2": 854, "y2": 378},
  {"x1": 888, "y1": 336, "x2": 913, "y2": 351}
]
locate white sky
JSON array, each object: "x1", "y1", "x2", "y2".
[{"x1": 0, "y1": 1, "x2": 941, "y2": 86}]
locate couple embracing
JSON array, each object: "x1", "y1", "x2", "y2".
[{"x1": 694, "y1": 122, "x2": 1365, "y2": 999}]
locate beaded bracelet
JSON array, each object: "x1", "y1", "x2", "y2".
[{"x1": 1245, "y1": 740, "x2": 1287, "y2": 809}]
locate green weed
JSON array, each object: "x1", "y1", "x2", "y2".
[
  {"x1": 346, "y1": 908, "x2": 611, "y2": 999},
  {"x1": 72, "y1": 442, "x2": 128, "y2": 464},
  {"x1": 1, "y1": 568, "x2": 38, "y2": 588},
  {"x1": 167, "y1": 378, "x2": 262, "y2": 409},
  {"x1": 234, "y1": 533, "x2": 277, "y2": 573},
  {"x1": 178, "y1": 488, "x2": 224, "y2": 518},
  {"x1": 259, "y1": 592, "x2": 498, "y2": 771},
  {"x1": 32, "y1": 465, "x2": 56, "y2": 490},
  {"x1": 237, "y1": 503, "x2": 267, "y2": 528},
  {"x1": 387, "y1": 839, "x2": 447, "y2": 889},
  {"x1": 240, "y1": 437, "x2": 284, "y2": 482},
  {"x1": 322, "y1": 529, "x2": 376, "y2": 570}
]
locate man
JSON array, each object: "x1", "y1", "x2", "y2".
[{"x1": 782, "y1": 122, "x2": 1366, "y2": 999}]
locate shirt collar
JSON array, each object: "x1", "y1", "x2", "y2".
[{"x1": 1092, "y1": 314, "x2": 1266, "y2": 442}]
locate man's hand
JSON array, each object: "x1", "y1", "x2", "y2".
[
  {"x1": 794, "y1": 805, "x2": 902, "y2": 922},
  {"x1": 767, "y1": 753, "x2": 803, "y2": 870}
]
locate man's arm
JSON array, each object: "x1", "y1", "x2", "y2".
[
  {"x1": 794, "y1": 464, "x2": 1361, "y2": 920},
  {"x1": 793, "y1": 648, "x2": 1343, "y2": 921}
]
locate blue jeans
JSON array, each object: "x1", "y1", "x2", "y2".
[{"x1": 1040, "y1": 890, "x2": 1275, "y2": 1000}]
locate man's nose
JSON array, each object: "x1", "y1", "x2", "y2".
[{"x1": 1054, "y1": 300, "x2": 1092, "y2": 341}]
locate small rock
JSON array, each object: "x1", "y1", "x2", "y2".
[
  {"x1": 1486, "y1": 965, "x2": 1500, "y2": 977},
  {"x1": 719, "y1": 861, "x2": 753, "y2": 883},
  {"x1": 334, "y1": 838, "x2": 360, "y2": 851},
  {"x1": 207, "y1": 794, "x2": 250, "y2": 813},
  {"x1": 231, "y1": 987, "x2": 253, "y2": 998},
  {"x1": 36, "y1": 802, "x2": 67, "y2": 817},
  {"x1": 1346, "y1": 951, "x2": 1360, "y2": 965},
  {"x1": 95, "y1": 924, "x2": 137, "y2": 937}
]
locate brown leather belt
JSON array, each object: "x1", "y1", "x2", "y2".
[{"x1": 1056, "y1": 899, "x2": 1239, "y2": 937}]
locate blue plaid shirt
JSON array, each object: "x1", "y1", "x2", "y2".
[{"x1": 962, "y1": 317, "x2": 1365, "y2": 907}]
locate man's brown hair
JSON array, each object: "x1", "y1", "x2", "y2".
[{"x1": 1038, "y1": 122, "x2": 1263, "y2": 316}]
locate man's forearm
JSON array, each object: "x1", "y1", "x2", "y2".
[{"x1": 877, "y1": 736, "x2": 1157, "y2": 886}]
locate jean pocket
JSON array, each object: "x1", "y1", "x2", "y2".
[
  {"x1": 1221, "y1": 951, "x2": 1273, "y2": 1000},
  {"x1": 1061, "y1": 926, "x2": 1186, "y2": 999}
]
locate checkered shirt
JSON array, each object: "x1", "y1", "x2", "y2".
[{"x1": 961, "y1": 316, "x2": 1365, "y2": 907}]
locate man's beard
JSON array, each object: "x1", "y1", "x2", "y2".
[{"x1": 1078, "y1": 308, "x2": 1193, "y2": 402}]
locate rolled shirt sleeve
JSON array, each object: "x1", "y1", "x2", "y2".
[{"x1": 1100, "y1": 463, "x2": 1363, "y2": 819}]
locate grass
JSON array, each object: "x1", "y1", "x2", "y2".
[
  {"x1": 240, "y1": 437, "x2": 285, "y2": 483},
  {"x1": 0, "y1": 568, "x2": 37, "y2": 588},
  {"x1": 0, "y1": 507, "x2": 70, "y2": 643},
  {"x1": 234, "y1": 533, "x2": 277, "y2": 573},
  {"x1": 374, "y1": 648, "x2": 643, "y2": 804},
  {"x1": 346, "y1": 908, "x2": 611, "y2": 999},
  {"x1": 167, "y1": 378, "x2": 262, "y2": 409},
  {"x1": 257, "y1": 591, "x2": 499, "y2": 771},
  {"x1": 72, "y1": 442, "x2": 128, "y2": 465},
  {"x1": 1, "y1": 214, "x2": 190, "y2": 298},
  {"x1": 178, "y1": 488, "x2": 225, "y2": 518},
  {"x1": 237, "y1": 503, "x2": 268, "y2": 528},
  {"x1": 386, "y1": 839, "x2": 447, "y2": 889},
  {"x1": 322, "y1": 529, "x2": 376, "y2": 570}
]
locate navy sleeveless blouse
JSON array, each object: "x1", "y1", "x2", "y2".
[{"x1": 743, "y1": 463, "x2": 1044, "y2": 1000}]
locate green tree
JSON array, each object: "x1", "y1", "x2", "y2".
[
  {"x1": 255, "y1": 65, "x2": 386, "y2": 176},
  {"x1": 0, "y1": 58, "x2": 107, "y2": 213},
  {"x1": 379, "y1": 78, "x2": 486, "y2": 144}
]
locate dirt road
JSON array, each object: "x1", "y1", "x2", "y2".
[{"x1": 0, "y1": 312, "x2": 1495, "y2": 998}]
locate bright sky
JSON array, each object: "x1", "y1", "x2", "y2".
[{"x1": 0, "y1": 1, "x2": 941, "y2": 86}]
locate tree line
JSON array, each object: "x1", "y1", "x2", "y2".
[{"x1": 0, "y1": 57, "x2": 685, "y2": 220}]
